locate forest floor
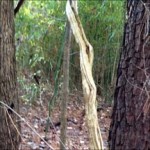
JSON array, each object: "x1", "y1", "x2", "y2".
[{"x1": 19, "y1": 90, "x2": 112, "y2": 150}]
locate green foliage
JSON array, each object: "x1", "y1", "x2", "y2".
[
  {"x1": 15, "y1": 0, "x2": 66, "y2": 76},
  {"x1": 15, "y1": 0, "x2": 124, "y2": 103},
  {"x1": 18, "y1": 76, "x2": 40, "y2": 104},
  {"x1": 78, "y1": 0, "x2": 125, "y2": 102}
]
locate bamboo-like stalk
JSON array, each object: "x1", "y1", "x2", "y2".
[{"x1": 60, "y1": 21, "x2": 72, "y2": 150}]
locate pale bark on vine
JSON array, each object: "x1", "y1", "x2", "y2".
[{"x1": 66, "y1": 0, "x2": 104, "y2": 149}]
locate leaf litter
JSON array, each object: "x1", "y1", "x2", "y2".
[{"x1": 20, "y1": 92, "x2": 111, "y2": 150}]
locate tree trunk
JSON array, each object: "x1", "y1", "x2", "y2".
[
  {"x1": 0, "y1": 0, "x2": 20, "y2": 149},
  {"x1": 60, "y1": 21, "x2": 72, "y2": 150},
  {"x1": 109, "y1": 1, "x2": 150, "y2": 149},
  {"x1": 66, "y1": 0, "x2": 104, "y2": 149}
]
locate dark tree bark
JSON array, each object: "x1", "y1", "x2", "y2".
[
  {"x1": 109, "y1": 1, "x2": 150, "y2": 149},
  {"x1": 0, "y1": 0, "x2": 20, "y2": 149}
]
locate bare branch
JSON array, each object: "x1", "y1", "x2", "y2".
[{"x1": 14, "y1": 0, "x2": 25, "y2": 16}]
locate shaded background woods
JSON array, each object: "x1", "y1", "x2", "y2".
[
  {"x1": 15, "y1": 0, "x2": 124, "y2": 104},
  {"x1": 3, "y1": 0, "x2": 150, "y2": 149},
  {"x1": 0, "y1": 0, "x2": 125, "y2": 149}
]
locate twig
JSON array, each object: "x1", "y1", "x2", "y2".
[{"x1": 0, "y1": 101, "x2": 54, "y2": 150}]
